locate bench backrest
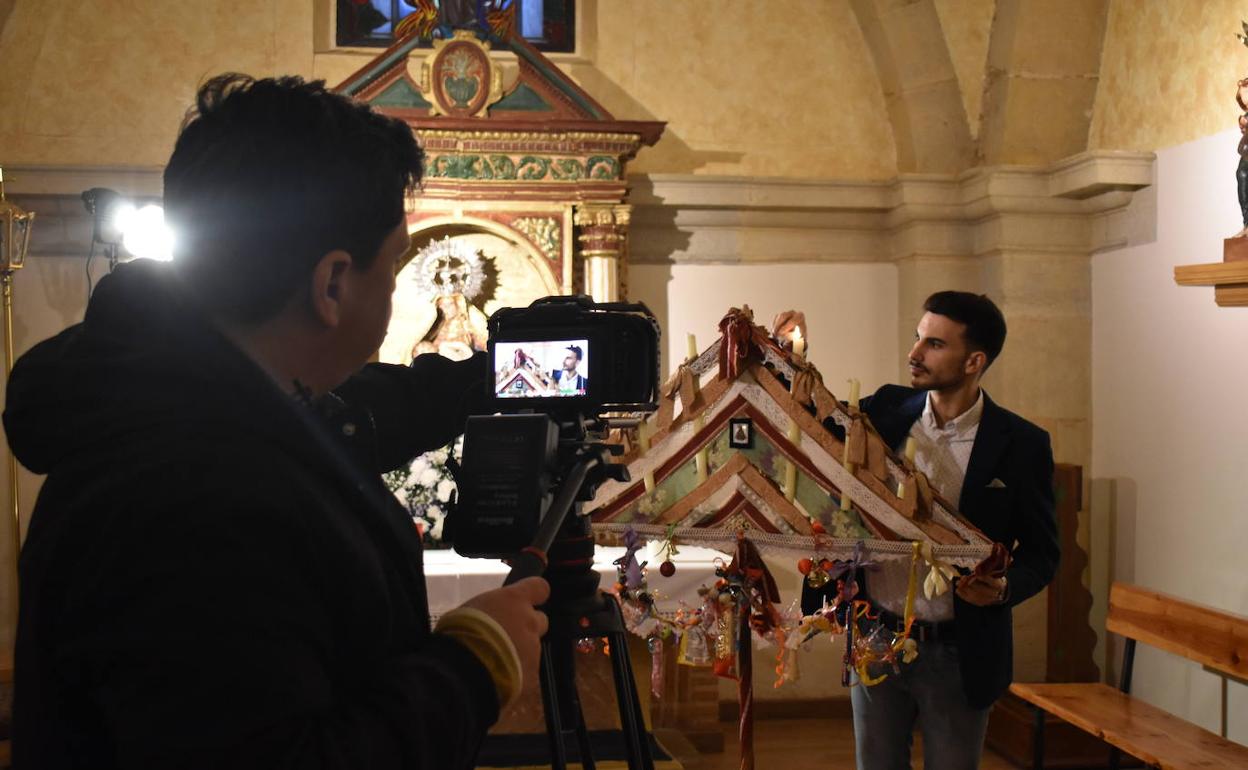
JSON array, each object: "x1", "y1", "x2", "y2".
[{"x1": 1107, "y1": 582, "x2": 1248, "y2": 680}]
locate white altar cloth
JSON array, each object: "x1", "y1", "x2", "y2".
[{"x1": 423, "y1": 545, "x2": 727, "y2": 621}]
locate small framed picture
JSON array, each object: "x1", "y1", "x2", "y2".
[{"x1": 729, "y1": 417, "x2": 753, "y2": 449}]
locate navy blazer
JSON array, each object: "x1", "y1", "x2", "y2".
[{"x1": 803, "y1": 384, "x2": 1059, "y2": 708}]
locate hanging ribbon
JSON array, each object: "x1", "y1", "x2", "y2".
[
  {"x1": 717, "y1": 306, "x2": 756, "y2": 382},
  {"x1": 863, "y1": 419, "x2": 889, "y2": 482},
  {"x1": 900, "y1": 469, "x2": 934, "y2": 521},
  {"x1": 656, "y1": 363, "x2": 702, "y2": 431},
  {"x1": 728, "y1": 533, "x2": 780, "y2": 770},
  {"x1": 901, "y1": 542, "x2": 921, "y2": 627},
  {"x1": 892, "y1": 542, "x2": 922, "y2": 664},
  {"x1": 728, "y1": 534, "x2": 782, "y2": 636},
  {"x1": 846, "y1": 413, "x2": 868, "y2": 467},
  {"x1": 919, "y1": 542, "x2": 959, "y2": 600}
]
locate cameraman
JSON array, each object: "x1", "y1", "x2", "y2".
[{"x1": 3, "y1": 74, "x2": 548, "y2": 769}]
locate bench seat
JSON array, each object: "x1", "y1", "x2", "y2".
[{"x1": 1010, "y1": 681, "x2": 1248, "y2": 770}]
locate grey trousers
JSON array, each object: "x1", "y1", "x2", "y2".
[{"x1": 850, "y1": 638, "x2": 991, "y2": 770}]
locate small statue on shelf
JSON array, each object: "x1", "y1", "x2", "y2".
[
  {"x1": 1235, "y1": 78, "x2": 1248, "y2": 238},
  {"x1": 1234, "y1": 23, "x2": 1248, "y2": 238}
]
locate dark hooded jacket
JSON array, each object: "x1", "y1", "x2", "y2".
[{"x1": 4, "y1": 260, "x2": 496, "y2": 769}]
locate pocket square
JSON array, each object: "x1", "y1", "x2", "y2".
[{"x1": 986, "y1": 478, "x2": 1008, "y2": 489}]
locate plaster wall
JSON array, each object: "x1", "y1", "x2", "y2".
[
  {"x1": 629, "y1": 262, "x2": 899, "y2": 394},
  {"x1": 0, "y1": 0, "x2": 899, "y2": 180},
  {"x1": 1090, "y1": 0, "x2": 1248, "y2": 155},
  {"x1": 1090, "y1": 129, "x2": 1248, "y2": 743}
]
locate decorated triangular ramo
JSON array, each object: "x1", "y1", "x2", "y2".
[{"x1": 589, "y1": 306, "x2": 994, "y2": 567}]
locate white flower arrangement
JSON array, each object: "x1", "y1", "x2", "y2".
[{"x1": 382, "y1": 435, "x2": 463, "y2": 548}]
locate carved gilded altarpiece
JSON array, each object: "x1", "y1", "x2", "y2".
[{"x1": 336, "y1": 28, "x2": 663, "y2": 365}]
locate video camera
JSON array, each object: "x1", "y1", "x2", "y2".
[{"x1": 451, "y1": 296, "x2": 661, "y2": 563}]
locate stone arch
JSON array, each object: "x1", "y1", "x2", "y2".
[
  {"x1": 850, "y1": 0, "x2": 976, "y2": 174},
  {"x1": 978, "y1": 0, "x2": 1111, "y2": 165}
]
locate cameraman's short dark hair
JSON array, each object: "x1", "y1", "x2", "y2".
[
  {"x1": 164, "y1": 73, "x2": 423, "y2": 324},
  {"x1": 923, "y1": 291, "x2": 1007, "y2": 367}
]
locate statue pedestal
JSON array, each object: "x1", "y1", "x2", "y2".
[{"x1": 1223, "y1": 236, "x2": 1248, "y2": 261}]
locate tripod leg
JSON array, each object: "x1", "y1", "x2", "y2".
[
  {"x1": 606, "y1": 630, "x2": 656, "y2": 770},
  {"x1": 553, "y1": 640, "x2": 597, "y2": 770},
  {"x1": 570, "y1": 693, "x2": 596, "y2": 770},
  {"x1": 539, "y1": 638, "x2": 568, "y2": 770}
]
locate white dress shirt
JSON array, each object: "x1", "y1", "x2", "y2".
[{"x1": 867, "y1": 390, "x2": 984, "y2": 622}]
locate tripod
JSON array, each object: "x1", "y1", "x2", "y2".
[{"x1": 504, "y1": 442, "x2": 656, "y2": 770}]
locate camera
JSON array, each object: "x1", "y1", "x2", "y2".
[
  {"x1": 451, "y1": 295, "x2": 660, "y2": 560},
  {"x1": 486, "y1": 295, "x2": 661, "y2": 414}
]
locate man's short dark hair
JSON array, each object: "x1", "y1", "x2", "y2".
[
  {"x1": 164, "y1": 73, "x2": 423, "y2": 324},
  {"x1": 566, "y1": 345, "x2": 582, "y2": 361},
  {"x1": 923, "y1": 291, "x2": 1007, "y2": 367}
]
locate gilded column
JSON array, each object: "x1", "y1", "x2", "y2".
[{"x1": 575, "y1": 204, "x2": 631, "y2": 302}]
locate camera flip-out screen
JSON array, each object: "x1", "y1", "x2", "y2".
[{"x1": 494, "y1": 339, "x2": 591, "y2": 399}]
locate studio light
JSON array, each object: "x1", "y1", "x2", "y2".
[{"x1": 81, "y1": 187, "x2": 174, "y2": 264}]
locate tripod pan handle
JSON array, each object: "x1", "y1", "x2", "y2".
[{"x1": 503, "y1": 547, "x2": 548, "y2": 585}]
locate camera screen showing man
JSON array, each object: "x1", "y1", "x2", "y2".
[{"x1": 493, "y1": 339, "x2": 588, "y2": 398}]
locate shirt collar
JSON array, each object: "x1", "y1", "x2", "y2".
[{"x1": 921, "y1": 389, "x2": 984, "y2": 435}]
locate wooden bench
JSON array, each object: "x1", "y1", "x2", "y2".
[{"x1": 1010, "y1": 582, "x2": 1248, "y2": 770}]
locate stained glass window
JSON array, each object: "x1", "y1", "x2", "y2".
[{"x1": 336, "y1": 0, "x2": 575, "y2": 52}]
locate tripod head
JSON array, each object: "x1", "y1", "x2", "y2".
[{"x1": 451, "y1": 411, "x2": 631, "y2": 603}]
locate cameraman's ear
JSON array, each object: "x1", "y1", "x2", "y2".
[{"x1": 309, "y1": 250, "x2": 353, "y2": 328}]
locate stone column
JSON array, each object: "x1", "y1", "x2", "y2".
[{"x1": 575, "y1": 204, "x2": 631, "y2": 302}]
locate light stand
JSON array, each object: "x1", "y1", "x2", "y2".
[{"x1": 0, "y1": 167, "x2": 35, "y2": 602}]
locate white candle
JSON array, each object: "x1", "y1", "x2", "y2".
[
  {"x1": 784, "y1": 460, "x2": 798, "y2": 502},
  {"x1": 847, "y1": 378, "x2": 860, "y2": 410},
  {"x1": 644, "y1": 470, "x2": 656, "y2": 493},
  {"x1": 694, "y1": 413, "x2": 709, "y2": 483},
  {"x1": 686, "y1": 333, "x2": 698, "y2": 363},
  {"x1": 897, "y1": 437, "x2": 917, "y2": 498},
  {"x1": 791, "y1": 327, "x2": 805, "y2": 358}
]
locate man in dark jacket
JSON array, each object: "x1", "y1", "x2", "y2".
[
  {"x1": 3, "y1": 73, "x2": 549, "y2": 769},
  {"x1": 797, "y1": 292, "x2": 1059, "y2": 770}
]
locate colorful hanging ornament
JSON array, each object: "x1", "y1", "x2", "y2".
[{"x1": 648, "y1": 635, "x2": 665, "y2": 698}]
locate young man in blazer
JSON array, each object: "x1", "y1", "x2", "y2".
[{"x1": 799, "y1": 291, "x2": 1059, "y2": 770}]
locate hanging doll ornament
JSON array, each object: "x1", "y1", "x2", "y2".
[{"x1": 676, "y1": 587, "x2": 715, "y2": 667}]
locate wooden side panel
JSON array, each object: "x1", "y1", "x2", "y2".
[
  {"x1": 1107, "y1": 582, "x2": 1248, "y2": 680},
  {"x1": 1010, "y1": 682, "x2": 1248, "y2": 770},
  {"x1": 1046, "y1": 464, "x2": 1100, "y2": 683}
]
